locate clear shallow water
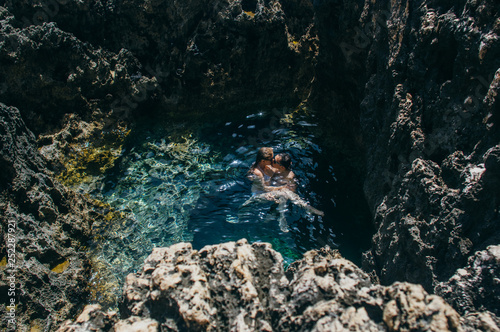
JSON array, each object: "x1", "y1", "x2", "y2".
[{"x1": 86, "y1": 107, "x2": 372, "y2": 306}]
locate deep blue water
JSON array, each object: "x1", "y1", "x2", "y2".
[{"x1": 87, "y1": 106, "x2": 373, "y2": 306}]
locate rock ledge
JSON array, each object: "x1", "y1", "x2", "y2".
[{"x1": 59, "y1": 240, "x2": 497, "y2": 331}]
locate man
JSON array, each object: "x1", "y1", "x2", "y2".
[{"x1": 270, "y1": 153, "x2": 297, "y2": 192}]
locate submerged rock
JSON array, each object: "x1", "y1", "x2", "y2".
[{"x1": 60, "y1": 240, "x2": 483, "y2": 331}]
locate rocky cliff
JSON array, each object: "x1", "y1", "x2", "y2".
[
  {"x1": 2, "y1": 0, "x2": 317, "y2": 117},
  {"x1": 354, "y1": 0, "x2": 500, "y2": 315},
  {"x1": 0, "y1": 0, "x2": 499, "y2": 331},
  {"x1": 0, "y1": 103, "x2": 96, "y2": 329}
]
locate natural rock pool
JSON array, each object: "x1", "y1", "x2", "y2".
[
  {"x1": 2, "y1": 0, "x2": 499, "y2": 329},
  {"x1": 70, "y1": 106, "x2": 373, "y2": 307}
]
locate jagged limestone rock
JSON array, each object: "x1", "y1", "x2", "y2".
[
  {"x1": 65, "y1": 241, "x2": 478, "y2": 331},
  {"x1": 353, "y1": 0, "x2": 500, "y2": 317}
]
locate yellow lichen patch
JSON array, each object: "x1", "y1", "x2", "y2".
[
  {"x1": 57, "y1": 146, "x2": 122, "y2": 186},
  {"x1": 91, "y1": 197, "x2": 111, "y2": 209},
  {"x1": 104, "y1": 210, "x2": 127, "y2": 222},
  {"x1": 90, "y1": 198, "x2": 127, "y2": 220},
  {"x1": 244, "y1": 11, "x2": 255, "y2": 17},
  {"x1": 104, "y1": 212, "x2": 115, "y2": 221},
  {"x1": 51, "y1": 260, "x2": 70, "y2": 273},
  {"x1": 0, "y1": 257, "x2": 6, "y2": 267}
]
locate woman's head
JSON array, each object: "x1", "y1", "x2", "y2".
[{"x1": 254, "y1": 147, "x2": 273, "y2": 167}]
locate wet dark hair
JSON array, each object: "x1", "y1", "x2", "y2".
[{"x1": 276, "y1": 153, "x2": 292, "y2": 170}]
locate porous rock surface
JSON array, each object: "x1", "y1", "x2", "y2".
[
  {"x1": 0, "y1": 4, "x2": 158, "y2": 134},
  {"x1": 60, "y1": 240, "x2": 489, "y2": 331},
  {"x1": 436, "y1": 245, "x2": 500, "y2": 316},
  {"x1": 0, "y1": 103, "x2": 101, "y2": 329}
]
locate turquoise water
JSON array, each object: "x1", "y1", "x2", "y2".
[{"x1": 87, "y1": 107, "x2": 372, "y2": 306}]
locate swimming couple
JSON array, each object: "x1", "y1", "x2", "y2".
[{"x1": 242, "y1": 147, "x2": 324, "y2": 232}]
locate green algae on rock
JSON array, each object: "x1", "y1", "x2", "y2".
[{"x1": 37, "y1": 117, "x2": 131, "y2": 188}]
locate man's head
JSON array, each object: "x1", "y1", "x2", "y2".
[{"x1": 273, "y1": 153, "x2": 292, "y2": 170}]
